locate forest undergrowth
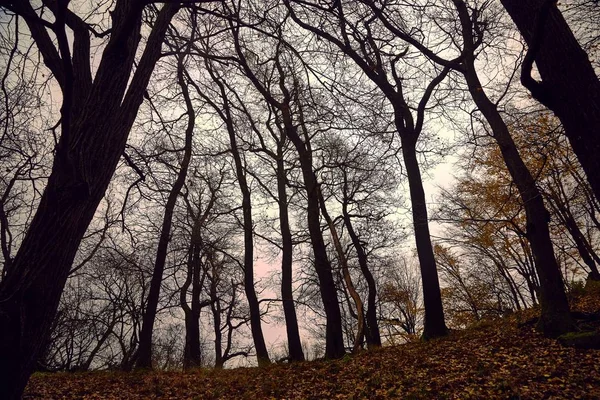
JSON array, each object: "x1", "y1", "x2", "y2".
[{"x1": 24, "y1": 289, "x2": 600, "y2": 400}]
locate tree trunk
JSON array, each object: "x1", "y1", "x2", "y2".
[
  {"x1": 209, "y1": 262, "x2": 224, "y2": 369},
  {"x1": 548, "y1": 195, "x2": 600, "y2": 280},
  {"x1": 197, "y1": 55, "x2": 270, "y2": 366},
  {"x1": 230, "y1": 27, "x2": 344, "y2": 359},
  {"x1": 341, "y1": 175, "x2": 381, "y2": 348},
  {"x1": 285, "y1": 112, "x2": 345, "y2": 359},
  {"x1": 400, "y1": 136, "x2": 448, "y2": 339},
  {"x1": 136, "y1": 54, "x2": 195, "y2": 369},
  {"x1": 500, "y1": 0, "x2": 600, "y2": 203},
  {"x1": 276, "y1": 153, "x2": 305, "y2": 361},
  {"x1": 0, "y1": 4, "x2": 178, "y2": 397},
  {"x1": 318, "y1": 188, "x2": 365, "y2": 353},
  {"x1": 226, "y1": 113, "x2": 270, "y2": 367},
  {"x1": 182, "y1": 182, "x2": 218, "y2": 369},
  {"x1": 181, "y1": 238, "x2": 203, "y2": 369},
  {"x1": 454, "y1": 0, "x2": 573, "y2": 337}
]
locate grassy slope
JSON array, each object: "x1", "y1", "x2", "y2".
[{"x1": 25, "y1": 294, "x2": 600, "y2": 399}]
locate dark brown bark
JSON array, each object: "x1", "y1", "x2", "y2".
[
  {"x1": 500, "y1": 0, "x2": 600, "y2": 203},
  {"x1": 453, "y1": 0, "x2": 573, "y2": 337},
  {"x1": 341, "y1": 171, "x2": 381, "y2": 348},
  {"x1": 276, "y1": 151, "x2": 305, "y2": 362},
  {"x1": 401, "y1": 136, "x2": 449, "y2": 339},
  {"x1": 181, "y1": 223, "x2": 207, "y2": 369},
  {"x1": 181, "y1": 242, "x2": 203, "y2": 369},
  {"x1": 136, "y1": 52, "x2": 195, "y2": 369},
  {"x1": 0, "y1": 3, "x2": 179, "y2": 397}
]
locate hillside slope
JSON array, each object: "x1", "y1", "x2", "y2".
[{"x1": 25, "y1": 294, "x2": 600, "y2": 399}]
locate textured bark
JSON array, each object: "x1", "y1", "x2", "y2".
[
  {"x1": 500, "y1": 0, "x2": 600, "y2": 203},
  {"x1": 454, "y1": 0, "x2": 573, "y2": 337},
  {"x1": 136, "y1": 53, "x2": 195, "y2": 369},
  {"x1": 0, "y1": 2, "x2": 179, "y2": 397}
]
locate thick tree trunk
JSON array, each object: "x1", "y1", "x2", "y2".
[
  {"x1": 0, "y1": 4, "x2": 178, "y2": 397},
  {"x1": 136, "y1": 55, "x2": 195, "y2": 369},
  {"x1": 276, "y1": 154, "x2": 305, "y2": 362},
  {"x1": 454, "y1": 0, "x2": 573, "y2": 337},
  {"x1": 299, "y1": 152, "x2": 345, "y2": 358},
  {"x1": 400, "y1": 136, "x2": 448, "y2": 339},
  {"x1": 500, "y1": 0, "x2": 600, "y2": 203},
  {"x1": 341, "y1": 186, "x2": 381, "y2": 348}
]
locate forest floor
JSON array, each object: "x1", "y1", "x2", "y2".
[{"x1": 25, "y1": 292, "x2": 600, "y2": 399}]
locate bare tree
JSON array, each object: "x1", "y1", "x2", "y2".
[
  {"x1": 0, "y1": 0, "x2": 219, "y2": 395},
  {"x1": 500, "y1": 0, "x2": 600, "y2": 203},
  {"x1": 284, "y1": 0, "x2": 450, "y2": 339}
]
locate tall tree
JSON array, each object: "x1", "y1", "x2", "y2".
[
  {"x1": 450, "y1": 0, "x2": 573, "y2": 337},
  {"x1": 136, "y1": 46, "x2": 197, "y2": 369},
  {"x1": 180, "y1": 173, "x2": 222, "y2": 369},
  {"x1": 318, "y1": 186, "x2": 366, "y2": 352},
  {"x1": 226, "y1": 93, "x2": 306, "y2": 361},
  {"x1": 364, "y1": 0, "x2": 575, "y2": 337},
  {"x1": 500, "y1": 0, "x2": 600, "y2": 203},
  {"x1": 225, "y1": 16, "x2": 346, "y2": 358},
  {"x1": 319, "y1": 134, "x2": 388, "y2": 348},
  {"x1": 0, "y1": 1, "x2": 215, "y2": 395},
  {"x1": 192, "y1": 54, "x2": 271, "y2": 366},
  {"x1": 284, "y1": 0, "x2": 450, "y2": 339}
]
